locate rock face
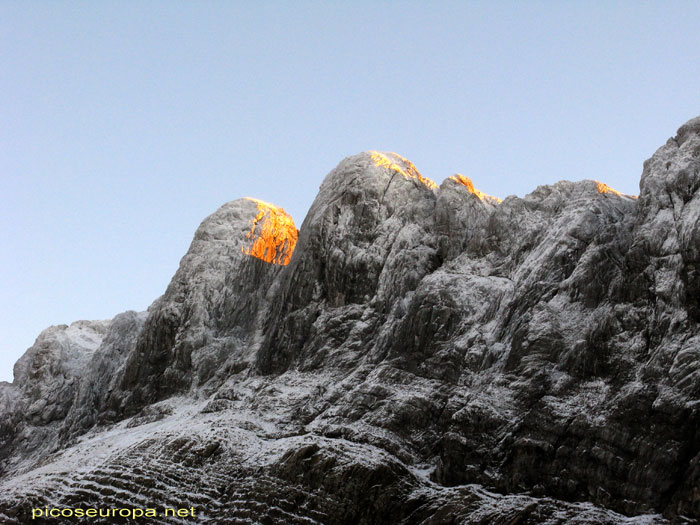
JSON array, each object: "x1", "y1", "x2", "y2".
[{"x1": 1, "y1": 118, "x2": 700, "y2": 524}]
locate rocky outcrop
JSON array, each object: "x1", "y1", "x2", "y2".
[
  {"x1": 0, "y1": 320, "x2": 111, "y2": 472},
  {"x1": 111, "y1": 198, "x2": 298, "y2": 413},
  {"x1": 2, "y1": 117, "x2": 700, "y2": 523}
]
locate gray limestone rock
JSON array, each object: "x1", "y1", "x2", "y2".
[{"x1": 2, "y1": 117, "x2": 700, "y2": 523}]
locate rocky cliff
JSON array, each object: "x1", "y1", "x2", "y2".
[{"x1": 1, "y1": 118, "x2": 700, "y2": 524}]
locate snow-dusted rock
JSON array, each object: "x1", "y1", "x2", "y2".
[
  {"x1": 111, "y1": 197, "x2": 298, "y2": 413},
  {"x1": 1, "y1": 119, "x2": 700, "y2": 524}
]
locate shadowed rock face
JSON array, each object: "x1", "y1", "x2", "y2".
[{"x1": 1, "y1": 118, "x2": 700, "y2": 524}]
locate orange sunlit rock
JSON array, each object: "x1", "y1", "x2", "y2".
[
  {"x1": 241, "y1": 198, "x2": 298, "y2": 265},
  {"x1": 369, "y1": 151, "x2": 438, "y2": 190},
  {"x1": 596, "y1": 181, "x2": 638, "y2": 199},
  {"x1": 450, "y1": 174, "x2": 502, "y2": 203}
]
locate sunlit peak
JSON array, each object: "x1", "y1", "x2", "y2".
[
  {"x1": 369, "y1": 151, "x2": 438, "y2": 190},
  {"x1": 595, "y1": 181, "x2": 638, "y2": 199},
  {"x1": 241, "y1": 198, "x2": 298, "y2": 265},
  {"x1": 450, "y1": 174, "x2": 502, "y2": 203}
]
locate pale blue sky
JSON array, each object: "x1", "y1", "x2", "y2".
[{"x1": 2, "y1": 2, "x2": 699, "y2": 382}]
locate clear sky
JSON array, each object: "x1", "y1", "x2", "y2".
[{"x1": 2, "y1": 2, "x2": 699, "y2": 382}]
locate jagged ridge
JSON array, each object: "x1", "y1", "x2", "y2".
[{"x1": 2, "y1": 120, "x2": 700, "y2": 525}]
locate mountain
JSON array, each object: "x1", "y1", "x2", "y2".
[{"x1": 1, "y1": 117, "x2": 700, "y2": 524}]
